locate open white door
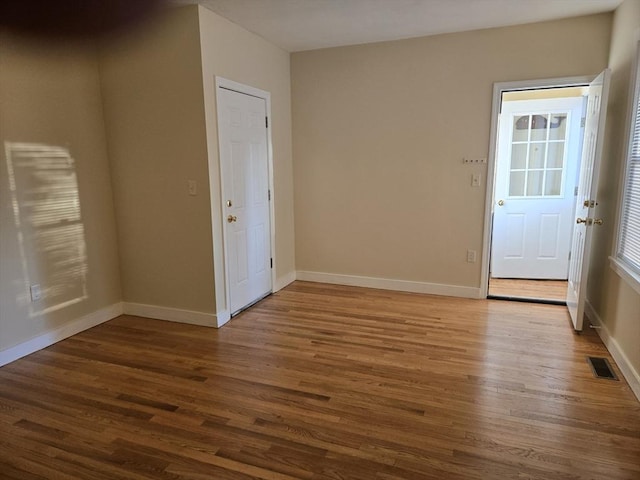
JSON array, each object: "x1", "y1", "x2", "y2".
[{"x1": 566, "y1": 70, "x2": 610, "y2": 330}]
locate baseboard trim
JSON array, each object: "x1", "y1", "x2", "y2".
[
  {"x1": 123, "y1": 302, "x2": 220, "y2": 328},
  {"x1": 0, "y1": 302, "x2": 123, "y2": 367},
  {"x1": 296, "y1": 271, "x2": 481, "y2": 299},
  {"x1": 274, "y1": 271, "x2": 296, "y2": 292},
  {"x1": 585, "y1": 300, "x2": 640, "y2": 402}
]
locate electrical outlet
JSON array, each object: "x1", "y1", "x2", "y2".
[
  {"x1": 466, "y1": 250, "x2": 477, "y2": 263},
  {"x1": 30, "y1": 284, "x2": 41, "y2": 301}
]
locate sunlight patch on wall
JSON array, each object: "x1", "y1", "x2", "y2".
[{"x1": 5, "y1": 142, "x2": 89, "y2": 317}]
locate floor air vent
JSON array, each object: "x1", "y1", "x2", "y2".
[{"x1": 587, "y1": 357, "x2": 618, "y2": 380}]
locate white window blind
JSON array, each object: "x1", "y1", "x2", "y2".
[{"x1": 616, "y1": 44, "x2": 640, "y2": 276}]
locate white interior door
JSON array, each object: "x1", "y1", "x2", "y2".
[
  {"x1": 217, "y1": 87, "x2": 272, "y2": 315},
  {"x1": 566, "y1": 70, "x2": 610, "y2": 330},
  {"x1": 492, "y1": 97, "x2": 584, "y2": 279}
]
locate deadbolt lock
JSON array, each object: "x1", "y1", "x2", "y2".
[
  {"x1": 497, "y1": 199, "x2": 504, "y2": 206},
  {"x1": 226, "y1": 200, "x2": 233, "y2": 207}
]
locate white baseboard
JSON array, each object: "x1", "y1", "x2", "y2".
[
  {"x1": 0, "y1": 302, "x2": 123, "y2": 367},
  {"x1": 123, "y1": 302, "x2": 221, "y2": 328},
  {"x1": 274, "y1": 271, "x2": 296, "y2": 291},
  {"x1": 585, "y1": 300, "x2": 640, "y2": 402},
  {"x1": 296, "y1": 271, "x2": 481, "y2": 299}
]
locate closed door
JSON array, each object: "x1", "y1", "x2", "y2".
[
  {"x1": 491, "y1": 97, "x2": 584, "y2": 279},
  {"x1": 566, "y1": 70, "x2": 610, "y2": 330},
  {"x1": 217, "y1": 87, "x2": 272, "y2": 315}
]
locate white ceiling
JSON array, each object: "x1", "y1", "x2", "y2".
[{"x1": 171, "y1": 0, "x2": 622, "y2": 52}]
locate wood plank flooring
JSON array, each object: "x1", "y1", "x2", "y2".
[
  {"x1": 1, "y1": 281, "x2": 639, "y2": 480},
  {"x1": 488, "y1": 278, "x2": 568, "y2": 302}
]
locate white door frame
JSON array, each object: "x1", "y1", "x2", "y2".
[
  {"x1": 211, "y1": 77, "x2": 276, "y2": 326},
  {"x1": 480, "y1": 75, "x2": 595, "y2": 298}
]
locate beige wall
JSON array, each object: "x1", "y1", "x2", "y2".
[
  {"x1": 99, "y1": 5, "x2": 295, "y2": 317},
  {"x1": 99, "y1": 6, "x2": 215, "y2": 313},
  {"x1": 0, "y1": 33, "x2": 121, "y2": 350},
  {"x1": 588, "y1": 0, "x2": 640, "y2": 381},
  {"x1": 291, "y1": 14, "x2": 612, "y2": 288},
  {"x1": 197, "y1": 6, "x2": 296, "y2": 302}
]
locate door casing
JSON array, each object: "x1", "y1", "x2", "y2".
[
  {"x1": 212, "y1": 77, "x2": 276, "y2": 326},
  {"x1": 481, "y1": 75, "x2": 595, "y2": 298}
]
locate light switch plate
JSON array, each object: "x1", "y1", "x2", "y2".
[
  {"x1": 30, "y1": 284, "x2": 41, "y2": 301},
  {"x1": 188, "y1": 180, "x2": 197, "y2": 196}
]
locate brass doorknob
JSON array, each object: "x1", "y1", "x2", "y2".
[
  {"x1": 593, "y1": 218, "x2": 604, "y2": 225},
  {"x1": 227, "y1": 215, "x2": 237, "y2": 223},
  {"x1": 576, "y1": 218, "x2": 587, "y2": 224},
  {"x1": 497, "y1": 200, "x2": 504, "y2": 206}
]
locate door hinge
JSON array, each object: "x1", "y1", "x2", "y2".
[
  {"x1": 265, "y1": 116, "x2": 269, "y2": 128},
  {"x1": 270, "y1": 258, "x2": 273, "y2": 269},
  {"x1": 581, "y1": 117, "x2": 586, "y2": 128},
  {"x1": 268, "y1": 189, "x2": 271, "y2": 201}
]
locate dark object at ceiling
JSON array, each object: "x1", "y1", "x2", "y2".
[{"x1": 0, "y1": 0, "x2": 164, "y2": 39}]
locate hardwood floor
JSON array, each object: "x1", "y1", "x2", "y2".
[
  {"x1": 1, "y1": 281, "x2": 639, "y2": 480},
  {"x1": 489, "y1": 278, "x2": 568, "y2": 302}
]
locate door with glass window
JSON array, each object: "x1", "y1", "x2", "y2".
[{"x1": 491, "y1": 97, "x2": 584, "y2": 279}]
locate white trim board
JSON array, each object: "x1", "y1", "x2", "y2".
[
  {"x1": 609, "y1": 256, "x2": 640, "y2": 295},
  {"x1": 0, "y1": 302, "x2": 123, "y2": 367},
  {"x1": 585, "y1": 300, "x2": 640, "y2": 402},
  {"x1": 296, "y1": 271, "x2": 481, "y2": 298},
  {"x1": 122, "y1": 303, "x2": 221, "y2": 328}
]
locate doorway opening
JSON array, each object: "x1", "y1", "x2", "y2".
[
  {"x1": 487, "y1": 85, "x2": 589, "y2": 304},
  {"x1": 481, "y1": 72, "x2": 610, "y2": 329}
]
